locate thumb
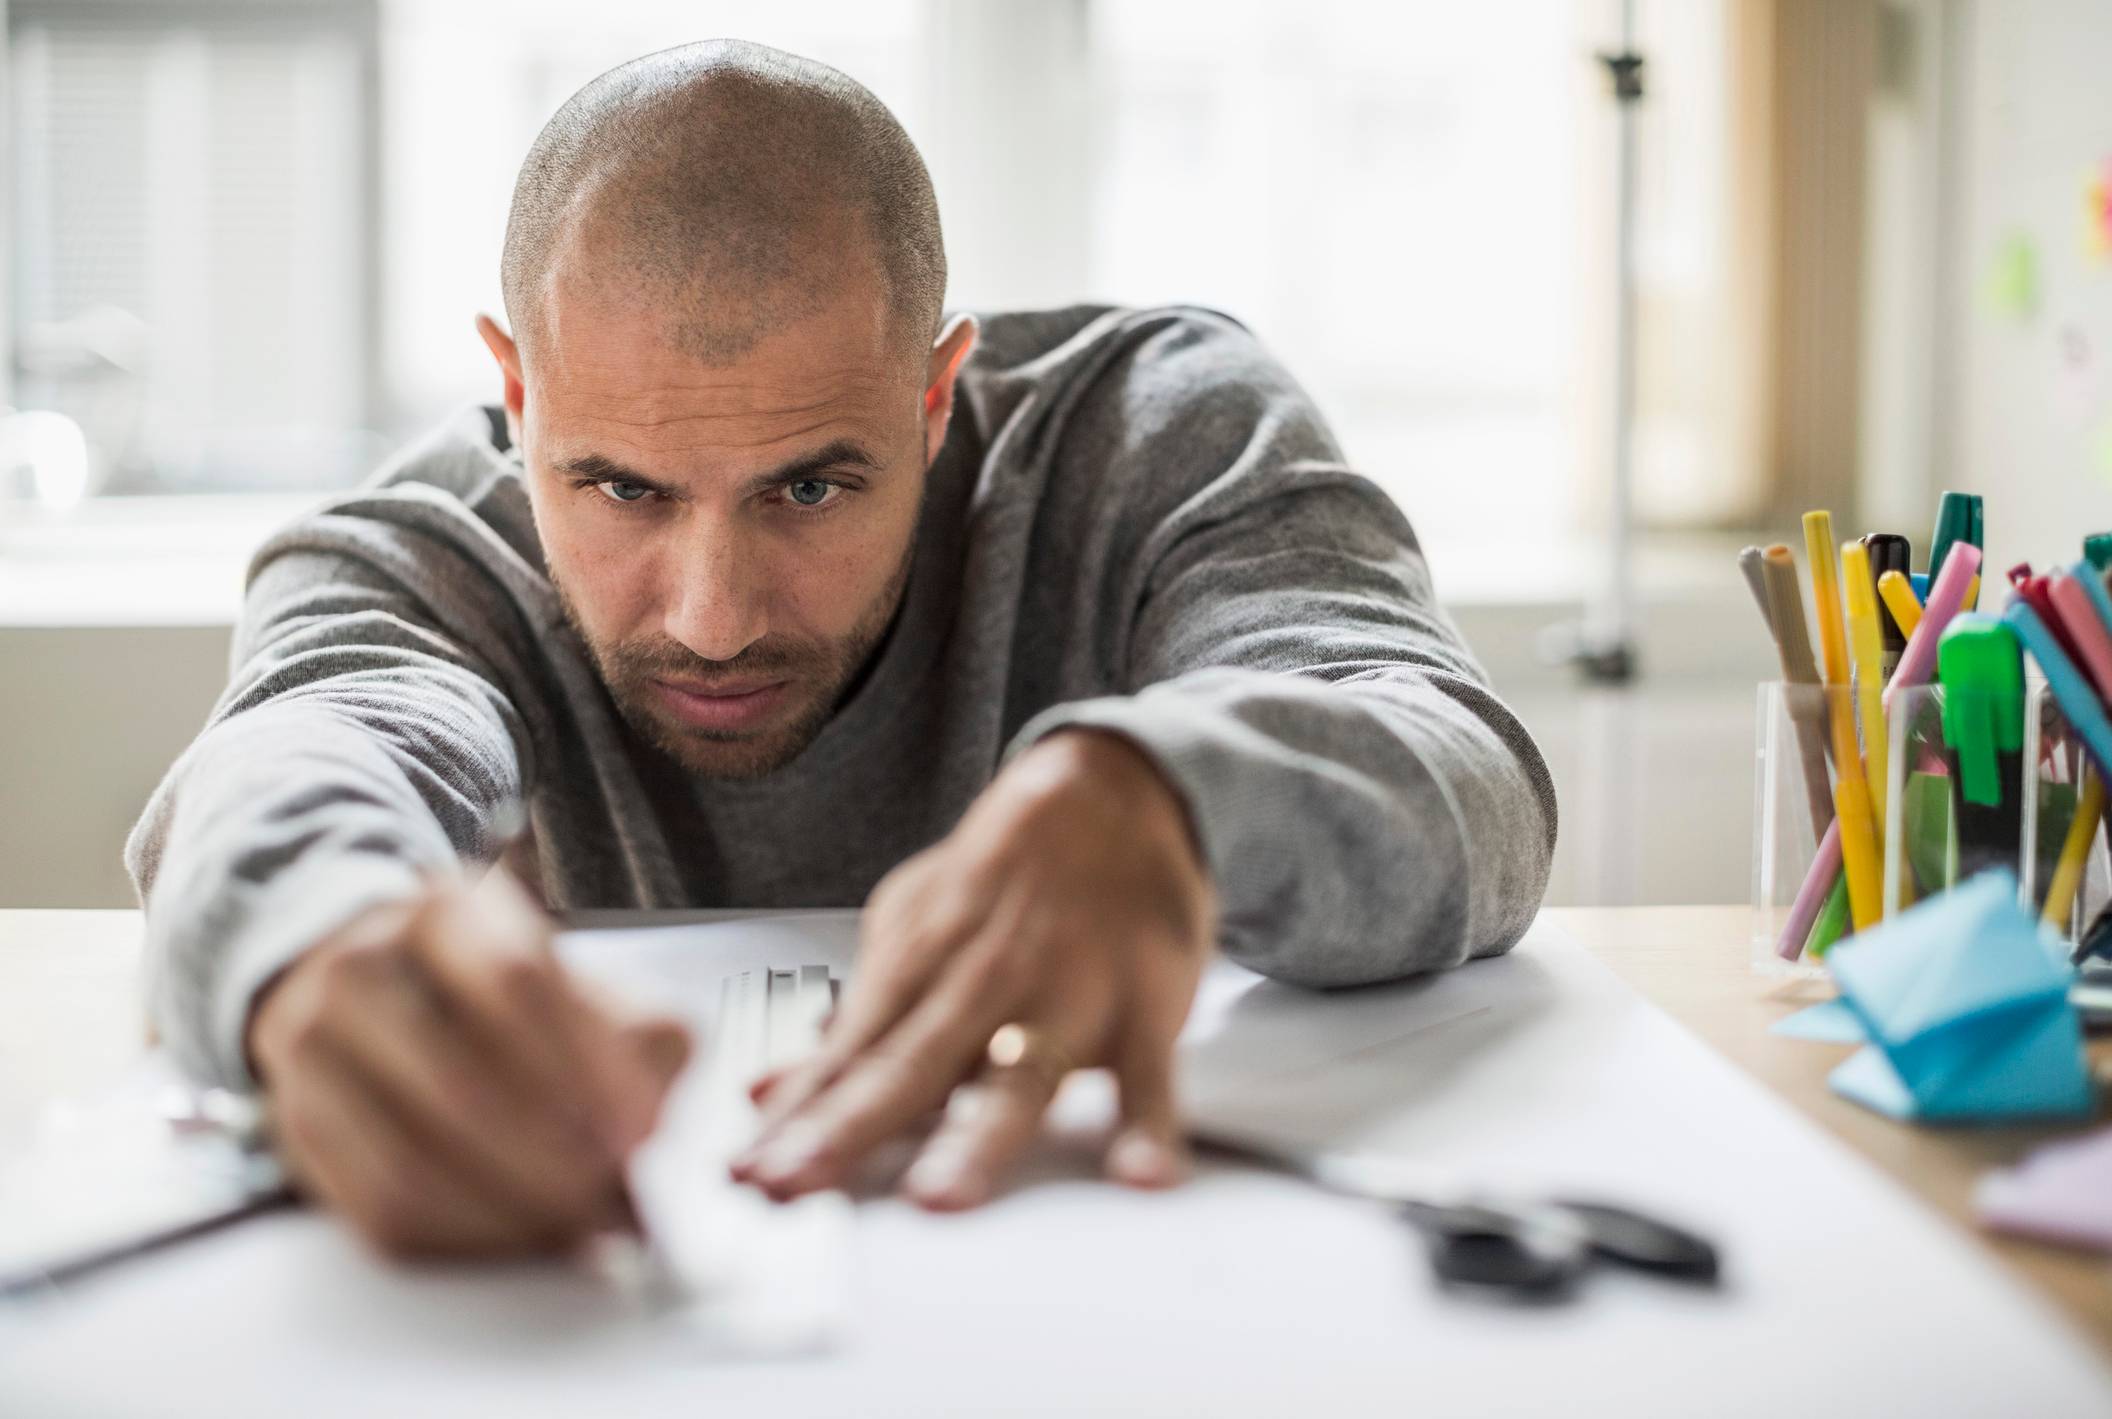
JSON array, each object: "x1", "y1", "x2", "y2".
[
  {"x1": 624, "y1": 1014, "x2": 695, "y2": 1095},
  {"x1": 1106, "y1": 1023, "x2": 1189, "y2": 1190}
]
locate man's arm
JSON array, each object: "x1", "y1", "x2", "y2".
[
  {"x1": 1006, "y1": 464, "x2": 1557, "y2": 988},
  {"x1": 127, "y1": 522, "x2": 692, "y2": 1259},
  {"x1": 127, "y1": 538, "x2": 528, "y2": 1090},
  {"x1": 1000, "y1": 310, "x2": 1556, "y2": 987}
]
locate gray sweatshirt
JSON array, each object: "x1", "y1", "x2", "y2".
[{"x1": 127, "y1": 305, "x2": 1557, "y2": 1090}]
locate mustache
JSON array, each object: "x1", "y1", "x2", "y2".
[{"x1": 603, "y1": 635, "x2": 824, "y2": 682}]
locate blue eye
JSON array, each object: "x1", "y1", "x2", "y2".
[
  {"x1": 786, "y1": 478, "x2": 835, "y2": 507},
  {"x1": 597, "y1": 480, "x2": 652, "y2": 504}
]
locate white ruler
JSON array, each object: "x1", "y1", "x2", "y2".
[{"x1": 620, "y1": 964, "x2": 849, "y2": 1357}]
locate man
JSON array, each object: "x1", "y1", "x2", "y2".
[{"x1": 128, "y1": 39, "x2": 1556, "y2": 1258}]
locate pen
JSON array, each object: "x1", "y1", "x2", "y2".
[
  {"x1": 2004, "y1": 600, "x2": 2112, "y2": 788},
  {"x1": 1841, "y1": 541, "x2": 1892, "y2": 829},
  {"x1": 1930, "y1": 492, "x2": 1984, "y2": 613},
  {"x1": 1938, "y1": 615, "x2": 2026, "y2": 884},
  {"x1": 1758, "y1": 546, "x2": 1835, "y2": 839},
  {"x1": 2006, "y1": 563, "x2": 2085, "y2": 665},
  {"x1": 1738, "y1": 546, "x2": 1774, "y2": 634},
  {"x1": 2051, "y1": 562, "x2": 2112, "y2": 697},
  {"x1": 1777, "y1": 544, "x2": 1983, "y2": 958},
  {"x1": 1860, "y1": 534, "x2": 1912, "y2": 678},
  {"x1": 1877, "y1": 570, "x2": 1923, "y2": 643},
  {"x1": 1803, "y1": 511, "x2": 1852, "y2": 689},
  {"x1": 1803, "y1": 514, "x2": 1882, "y2": 929},
  {"x1": 2043, "y1": 772, "x2": 2104, "y2": 932}
]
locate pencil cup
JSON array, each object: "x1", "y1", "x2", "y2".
[
  {"x1": 1750, "y1": 679, "x2": 2087, "y2": 972},
  {"x1": 2022, "y1": 685, "x2": 2110, "y2": 947}
]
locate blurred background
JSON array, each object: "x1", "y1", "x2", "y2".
[{"x1": 1, "y1": 0, "x2": 2108, "y2": 910}]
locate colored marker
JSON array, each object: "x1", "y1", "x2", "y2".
[
  {"x1": 1860, "y1": 534, "x2": 1912, "y2": 677},
  {"x1": 2043, "y1": 773, "x2": 2105, "y2": 932},
  {"x1": 1938, "y1": 615, "x2": 2025, "y2": 884},
  {"x1": 1877, "y1": 570, "x2": 1924, "y2": 643},
  {"x1": 1931, "y1": 492, "x2": 1984, "y2": 612},
  {"x1": 1842, "y1": 541, "x2": 1892, "y2": 829}
]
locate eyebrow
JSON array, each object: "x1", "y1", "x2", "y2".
[{"x1": 555, "y1": 437, "x2": 883, "y2": 500}]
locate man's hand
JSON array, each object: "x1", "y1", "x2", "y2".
[
  {"x1": 247, "y1": 867, "x2": 692, "y2": 1259},
  {"x1": 732, "y1": 730, "x2": 1216, "y2": 1209}
]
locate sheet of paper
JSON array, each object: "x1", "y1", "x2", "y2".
[{"x1": 3, "y1": 913, "x2": 2107, "y2": 1418}]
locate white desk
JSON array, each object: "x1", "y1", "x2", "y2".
[{"x1": 3, "y1": 908, "x2": 2109, "y2": 1417}]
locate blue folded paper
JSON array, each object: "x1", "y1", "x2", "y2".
[
  {"x1": 1825, "y1": 870, "x2": 2095, "y2": 1122},
  {"x1": 1770, "y1": 998, "x2": 1866, "y2": 1044}
]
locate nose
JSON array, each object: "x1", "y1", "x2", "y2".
[{"x1": 661, "y1": 518, "x2": 770, "y2": 662}]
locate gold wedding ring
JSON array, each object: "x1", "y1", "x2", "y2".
[{"x1": 985, "y1": 1022, "x2": 1073, "y2": 1091}]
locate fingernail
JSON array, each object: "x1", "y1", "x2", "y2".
[
  {"x1": 751, "y1": 1122, "x2": 827, "y2": 1185},
  {"x1": 906, "y1": 1154, "x2": 986, "y2": 1210},
  {"x1": 1108, "y1": 1132, "x2": 1186, "y2": 1189}
]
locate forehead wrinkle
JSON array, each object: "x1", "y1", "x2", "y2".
[
  {"x1": 552, "y1": 403, "x2": 906, "y2": 460},
  {"x1": 554, "y1": 371, "x2": 902, "y2": 414}
]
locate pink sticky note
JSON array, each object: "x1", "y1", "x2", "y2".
[{"x1": 1976, "y1": 1126, "x2": 2112, "y2": 1252}]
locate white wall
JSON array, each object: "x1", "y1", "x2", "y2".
[
  {"x1": 0, "y1": 625, "x2": 229, "y2": 908},
  {"x1": 1935, "y1": 0, "x2": 2112, "y2": 568}
]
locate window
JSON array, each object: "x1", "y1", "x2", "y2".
[
  {"x1": 8, "y1": 0, "x2": 1743, "y2": 552},
  {"x1": 7, "y1": 0, "x2": 381, "y2": 496}
]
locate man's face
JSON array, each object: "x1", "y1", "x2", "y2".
[{"x1": 510, "y1": 275, "x2": 935, "y2": 779}]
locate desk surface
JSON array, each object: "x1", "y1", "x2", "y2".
[{"x1": 5, "y1": 906, "x2": 2108, "y2": 1360}]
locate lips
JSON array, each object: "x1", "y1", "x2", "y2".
[{"x1": 650, "y1": 677, "x2": 790, "y2": 733}]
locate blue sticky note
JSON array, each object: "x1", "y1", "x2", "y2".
[
  {"x1": 1826, "y1": 870, "x2": 2095, "y2": 1123},
  {"x1": 1771, "y1": 998, "x2": 1866, "y2": 1043}
]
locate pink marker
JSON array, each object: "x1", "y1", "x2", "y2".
[
  {"x1": 2049, "y1": 572, "x2": 2112, "y2": 703},
  {"x1": 1776, "y1": 542, "x2": 1985, "y2": 959}
]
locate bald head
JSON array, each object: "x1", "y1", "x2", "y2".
[{"x1": 501, "y1": 39, "x2": 945, "y2": 369}]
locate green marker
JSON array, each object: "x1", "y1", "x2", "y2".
[
  {"x1": 1937, "y1": 614, "x2": 2025, "y2": 881},
  {"x1": 1805, "y1": 875, "x2": 1851, "y2": 957},
  {"x1": 1928, "y1": 491, "x2": 1983, "y2": 587},
  {"x1": 2085, "y1": 532, "x2": 2112, "y2": 574}
]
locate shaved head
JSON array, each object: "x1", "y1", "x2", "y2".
[{"x1": 500, "y1": 38, "x2": 945, "y2": 369}]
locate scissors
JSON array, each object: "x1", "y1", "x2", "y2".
[{"x1": 1197, "y1": 1135, "x2": 1722, "y2": 1300}]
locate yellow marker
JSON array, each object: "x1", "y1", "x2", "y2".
[
  {"x1": 1805, "y1": 512, "x2": 1882, "y2": 928},
  {"x1": 1841, "y1": 541, "x2": 1891, "y2": 833},
  {"x1": 1802, "y1": 512, "x2": 1851, "y2": 688},
  {"x1": 1966, "y1": 574, "x2": 1981, "y2": 612},
  {"x1": 1876, "y1": 570, "x2": 1923, "y2": 642},
  {"x1": 2043, "y1": 771, "x2": 2106, "y2": 931},
  {"x1": 1835, "y1": 771, "x2": 1886, "y2": 932}
]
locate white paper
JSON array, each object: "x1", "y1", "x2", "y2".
[{"x1": 3, "y1": 913, "x2": 2107, "y2": 1418}]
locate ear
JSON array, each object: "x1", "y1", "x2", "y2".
[
  {"x1": 921, "y1": 313, "x2": 979, "y2": 468},
  {"x1": 475, "y1": 314, "x2": 526, "y2": 448}
]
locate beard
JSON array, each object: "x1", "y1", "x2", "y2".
[{"x1": 554, "y1": 540, "x2": 913, "y2": 781}]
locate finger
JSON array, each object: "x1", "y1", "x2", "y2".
[
  {"x1": 622, "y1": 1014, "x2": 695, "y2": 1098},
  {"x1": 1104, "y1": 1018, "x2": 1189, "y2": 1191},
  {"x1": 330, "y1": 962, "x2": 629, "y2": 1234},
  {"x1": 274, "y1": 1038, "x2": 554, "y2": 1259},
  {"x1": 735, "y1": 941, "x2": 1030, "y2": 1197},
  {"x1": 407, "y1": 882, "x2": 647, "y2": 1154},
  {"x1": 900, "y1": 1051, "x2": 1068, "y2": 1212},
  {"x1": 753, "y1": 883, "x2": 985, "y2": 1131},
  {"x1": 747, "y1": 1066, "x2": 789, "y2": 1106}
]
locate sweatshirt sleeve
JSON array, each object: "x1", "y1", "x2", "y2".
[
  {"x1": 125, "y1": 527, "x2": 530, "y2": 1089},
  {"x1": 1003, "y1": 314, "x2": 1557, "y2": 987}
]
